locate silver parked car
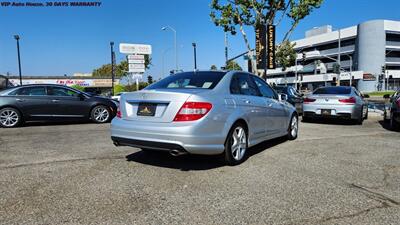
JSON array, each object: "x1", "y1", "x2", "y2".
[
  {"x1": 111, "y1": 71, "x2": 298, "y2": 165},
  {"x1": 303, "y1": 86, "x2": 369, "y2": 124}
]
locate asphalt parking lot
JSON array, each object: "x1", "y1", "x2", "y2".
[{"x1": 0, "y1": 117, "x2": 399, "y2": 225}]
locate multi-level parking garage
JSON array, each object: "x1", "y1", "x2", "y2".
[{"x1": 267, "y1": 20, "x2": 400, "y2": 92}]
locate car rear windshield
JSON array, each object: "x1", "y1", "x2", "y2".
[
  {"x1": 146, "y1": 71, "x2": 227, "y2": 90},
  {"x1": 313, "y1": 87, "x2": 351, "y2": 95}
]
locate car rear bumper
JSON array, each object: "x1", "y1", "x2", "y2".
[
  {"x1": 303, "y1": 103, "x2": 360, "y2": 119},
  {"x1": 110, "y1": 118, "x2": 225, "y2": 155}
]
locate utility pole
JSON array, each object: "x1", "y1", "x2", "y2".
[
  {"x1": 110, "y1": 41, "x2": 115, "y2": 96},
  {"x1": 192, "y1": 43, "x2": 197, "y2": 70},
  {"x1": 224, "y1": 32, "x2": 229, "y2": 65},
  {"x1": 14, "y1": 35, "x2": 22, "y2": 85}
]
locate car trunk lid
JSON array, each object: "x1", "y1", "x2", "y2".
[{"x1": 120, "y1": 89, "x2": 207, "y2": 123}]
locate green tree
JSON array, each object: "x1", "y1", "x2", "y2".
[
  {"x1": 210, "y1": 64, "x2": 218, "y2": 70},
  {"x1": 225, "y1": 60, "x2": 242, "y2": 71},
  {"x1": 210, "y1": 0, "x2": 323, "y2": 75},
  {"x1": 276, "y1": 40, "x2": 296, "y2": 71},
  {"x1": 92, "y1": 55, "x2": 152, "y2": 77},
  {"x1": 113, "y1": 84, "x2": 126, "y2": 95},
  {"x1": 124, "y1": 82, "x2": 149, "y2": 91},
  {"x1": 70, "y1": 84, "x2": 85, "y2": 92}
]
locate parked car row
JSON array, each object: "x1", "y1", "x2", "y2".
[
  {"x1": 0, "y1": 84, "x2": 118, "y2": 128},
  {"x1": 2, "y1": 71, "x2": 392, "y2": 166}
]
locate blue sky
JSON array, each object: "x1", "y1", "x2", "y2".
[{"x1": 1, "y1": 0, "x2": 400, "y2": 80}]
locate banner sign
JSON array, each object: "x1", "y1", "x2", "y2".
[
  {"x1": 267, "y1": 25, "x2": 276, "y2": 69},
  {"x1": 9, "y1": 78, "x2": 118, "y2": 87},
  {"x1": 256, "y1": 25, "x2": 267, "y2": 71}
]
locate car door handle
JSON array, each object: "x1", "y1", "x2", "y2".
[
  {"x1": 16, "y1": 98, "x2": 24, "y2": 102},
  {"x1": 242, "y1": 99, "x2": 251, "y2": 104},
  {"x1": 52, "y1": 99, "x2": 60, "y2": 103}
]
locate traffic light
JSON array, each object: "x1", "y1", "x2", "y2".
[
  {"x1": 302, "y1": 52, "x2": 306, "y2": 62},
  {"x1": 381, "y1": 65, "x2": 386, "y2": 74}
]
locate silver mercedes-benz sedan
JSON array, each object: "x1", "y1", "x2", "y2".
[
  {"x1": 303, "y1": 86, "x2": 369, "y2": 124},
  {"x1": 111, "y1": 71, "x2": 298, "y2": 165}
]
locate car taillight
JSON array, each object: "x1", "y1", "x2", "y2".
[
  {"x1": 396, "y1": 99, "x2": 400, "y2": 108},
  {"x1": 303, "y1": 98, "x2": 316, "y2": 103},
  {"x1": 173, "y1": 102, "x2": 212, "y2": 122},
  {"x1": 116, "y1": 105, "x2": 122, "y2": 118},
  {"x1": 339, "y1": 97, "x2": 356, "y2": 104}
]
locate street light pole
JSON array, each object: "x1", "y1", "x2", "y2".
[
  {"x1": 224, "y1": 32, "x2": 229, "y2": 65},
  {"x1": 192, "y1": 43, "x2": 197, "y2": 70},
  {"x1": 110, "y1": 41, "x2": 115, "y2": 96},
  {"x1": 162, "y1": 26, "x2": 178, "y2": 72},
  {"x1": 14, "y1": 35, "x2": 22, "y2": 85}
]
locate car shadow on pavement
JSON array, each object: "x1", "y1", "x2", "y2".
[
  {"x1": 125, "y1": 137, "x2": 288, "y2": 171},
  {"x1": 301, "y1": 117, "x2": 358, "y2": 126},
  {"x1": 378, "y1": 119, "x2": 397, "y2": 132},
  {"x1": 22, "y1": 120, "x2": 93, "y2": 127}
]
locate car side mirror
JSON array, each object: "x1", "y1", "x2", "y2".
[
  {"x1": 383, "y1": 94, "x2": 390, "y2": 99},
  {"x1": 278, "y1": 93, "x2": 288, "y2": 102}
]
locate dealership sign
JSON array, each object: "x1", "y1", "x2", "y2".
[
  {"x1": 255, "y1": 25, "x2": 267, "y2": 70},
  {"x1": 119, "y1": 43, "x2": 152, "y2": 55},
  {"x1": 267, "y1": 25, "x2": 276, "y2": 69}
]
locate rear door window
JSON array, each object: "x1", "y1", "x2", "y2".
[
  {"x1": 15, "y1": 87, "x2": 47, "y2": 96},
  {"x1": 230, "y1": 73, "x2": 260, "y2": 96},
  {"x1": 252, "y1": 76, "x2": 278, "y2": 99},
  {"x1": 48, "y1": 87, "x2": 79, "y2": 97}
]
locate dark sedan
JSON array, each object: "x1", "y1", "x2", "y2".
[
  {"x1": 384, "y1": 90, "x2": 400, "y2": 131},
  {"x1": 0, "y1": 84, "x2": 118, "y2": 128},
  {"x1": 273, "y1": 85, "x2": 303, "y2": 114}
]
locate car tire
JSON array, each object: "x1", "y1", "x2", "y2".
[
  {"x1": 0, "y1": 107, "x2": 22, "y2": 128},
  {"x1": 356, "y1": 107, "x2": 364, "y2": 125},
  {"x1": 390, "y1": 112, "x2": 400, "y2": 131},
  {"x1": 364, "y1": 107, "x2": 368, "y2": 120},
  {"x1": 224, "y1": 123, "x2": 248, "y2": 166},
  {"x1": 287, "y1": 114, "x2": 299, "y2": 140},
  {"x1": 384, "y1": 110, "x2": 389, "y2": 122},
  {"x1": 91, "y1": 105, "x2": 111, "y2": 123}
]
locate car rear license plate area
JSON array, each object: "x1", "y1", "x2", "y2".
[
  {"x1": 321, "y1": 109, "x2": 332, "y2": 116},
  {"x1": 137, "y1": 103, "x2": 157, "y2": 116}
]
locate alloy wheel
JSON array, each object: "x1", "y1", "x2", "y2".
[
  {"x1": 290, "y1": 116, "x2": 298, "y2": 138},
  {"x1": 93, "y1": 107, "x2": 110, "y2": 123},
  {"x1": 231, "y1": 126, "x2": 247, "y2": 161},
  {"x1": 0, "y1": 109, "x2": 19, "y2": 127}
]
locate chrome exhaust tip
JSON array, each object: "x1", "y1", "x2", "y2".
[{"x1": 169, "y1": 149, "x2": 187, "y2": 157}]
